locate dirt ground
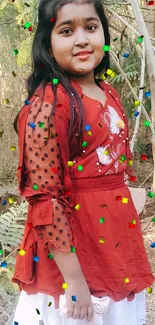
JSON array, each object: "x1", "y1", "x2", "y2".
[{"x1": 0, "y1": 159, "x2": 155, "y2": 325}]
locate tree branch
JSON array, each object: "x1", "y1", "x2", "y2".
[{"x1": 0, "y1": 20, "x2": 15, "y2": 25}]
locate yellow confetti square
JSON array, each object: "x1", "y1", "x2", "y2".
[
  {"x1": 99, "y1": 237, "x2": 106, "y2": 244},
  {"x1": 10, "y1": 146, "x2": 16, "y2": 151},
  {"x1": 104, "y1": 150, "x2": 109, "y2": 155},
  {"x1": 19, "y1": 249, "x2": 26, "y2": 256},
  {"x1": 147, "y1": 287, "x2": 153, "y2": 294},
  {"x1": 131, "y1": 219, "x2": 136, "y2": 225},
  {"x1": 134, "y1": 100, "x2": 140, "y2": 107},
  {"x1": 100, "y1": 74, "x2": 106, "y2": 81},
  {"x1": 75, "y1": 204, "x2": 81, "y2": 210},
  {"x1": 122, "y1": 197, "x2": 129, "y2": 204},
  {"x1": 8, "y1": 197, "x2": 15, "y2": 204},
  {"x1": 124, "y1": 277, "x2": 130, "y2": 283},
  {"x1": 128, "y1": 160, "x2": 133, "y2": 166},
  {"x1": 87, "y1": 131, "x2": 92, "y2": 136},
  {"x1": 62, "y1": 282, "x2": 68, "y2": 289},
  {"x1": 4, "y1": 99, "x2": 9, "y2": 105},
  {"x1": 106, "y1": 69, "x2": 113, "y2": 76},
  {"x1": 111, "y1": 72, "x2": 116, "y2": 78},
  {"x1": 68, "y1": 161, "x2": 74, "y2": 167}
]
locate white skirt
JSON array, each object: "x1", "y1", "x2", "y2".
[{"x1": 13, "y1": 290, "x2": 146, "y2": 325}]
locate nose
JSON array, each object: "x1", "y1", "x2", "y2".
[{"x1": 74, "y1": 30, "x2": 89, "y2": 46}]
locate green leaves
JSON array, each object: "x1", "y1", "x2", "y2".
[
  {"x1": 17, "y1": 34, "x2": 33, "y2": 66},
  {"x1": 113, "y1": 71, "x2": 139, "y2": 83},
  {"x1": 0, "y1": 200, "x2": 28, "y2": 253},
  {"x1": 0, "y1": 0, "x2": 7, "y2": 11},
  {"x1": 13, "y1": 0, "x2": 24, "y2": 13}
]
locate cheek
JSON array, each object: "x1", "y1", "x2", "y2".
[{"x1": 93, "y1": 32, "x2": 105, "y2": 50}]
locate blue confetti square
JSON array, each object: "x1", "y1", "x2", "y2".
[
  {"x1": 72, "y1": 295, "x2": 77, "y2": 301},
  {"x1": 33, "y1": 256, "x2": 40, "y2": 262},
  {"x1": 25, "y1": 99, "x2": 30, "y2": 105}
]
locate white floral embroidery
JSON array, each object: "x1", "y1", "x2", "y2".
[
  {"x1": 96, "y1": 145, "x2": 112, "y2": 165},
  {"x1": 101, "y1": 105, "x2": 122, "y2": 135},
  {"x1": 114, "y1": 161, "x2": 119, "y2": 173},
  {"x1": 116, "y1": 143, "x2": 123, "y2": 156},
  {"x1": 111, "y1": 150, "x2": 117, "y2": 160},
  {"x1": 105, "y1": 169, "x2": 113, "y2": 175}
]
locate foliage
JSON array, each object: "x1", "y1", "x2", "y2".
[
  {"x1": 0, "y1": 0, "x2": 38, "y2": 67},
  {"x1": 0, "y1": 200, "x2": 28, "y2": 259}
]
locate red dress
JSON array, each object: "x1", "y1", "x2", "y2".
[{"x1": 12, "y1": 79, "x2": 154, "y2": 306}]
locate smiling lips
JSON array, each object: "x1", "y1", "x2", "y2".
[{"x1": 74, "y1": 51, "x2": 93, "y2": 56}]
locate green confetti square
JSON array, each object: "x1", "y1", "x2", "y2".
[
  {"x1": 36, "y1": 309, "x2": 40, "y2": 315},
  {"x1": 137, "y1": 36, "x2": 144, "y2": 43},
  {"x1": 71, "y1": 246, "x2": 76, "y2": 253},
  {"x1": 100, "y1": 218, "x2": 105, "y2": 224},
  {"x1": 24, "y1": 22, "x2": 31, "y2": 29},
  {"x1": 52, "y1": 78, "x2": 59, "y2": 85},
  {"x1": 82, "y1": 141, "x2": 88, "y2": 147},
  {"x1": 120, "y1": 155, "x2": 126, "y2": 161},
  {"x1": 13, "y1": 49, "x2": 19, "y2": 55},
  {"x1": 47, "y1": 253, "x2": 54, "y2": 259},
  {"x1": 33, "y1": 184, "x2": 39, "y2": 191},
  {"x1": 77, "y1": 165, "x2": 83, "y2": 171},
  {"x1": 103, "y1": 45, "x2": 110, "y2": 52},
  {"x1": 144, "y1": 120, "x2": 150, "y2": 127},
  {"x1": 39, "y1": 122, "x2": 45, "y2": 128},
  {"x1": 148, "y1": 191, "x2": 155, "y2": 198}
]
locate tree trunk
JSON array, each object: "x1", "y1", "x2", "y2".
[{"x1": 130, "y1": 0, "x2": 155, "y2": 192}]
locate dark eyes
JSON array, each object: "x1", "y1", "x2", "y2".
[{"x1": 61, "y1": 25, "x2": 97, "y2": 35}]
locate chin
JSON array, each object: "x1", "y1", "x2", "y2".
[{"x1": 72, "y1": 69, "x2": 92, "y2": 76}]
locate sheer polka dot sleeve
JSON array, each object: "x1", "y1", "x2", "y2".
[{"x1": 23, "y1": 84, "x2": 76, "y2": 252}]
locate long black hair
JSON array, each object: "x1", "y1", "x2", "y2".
[{"x1": 14, "y1": 0, "x2": 110, "y2": 155}]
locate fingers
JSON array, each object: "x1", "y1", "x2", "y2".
[
  {"x1": 66, "y1": 304, "x2": 74, "y2": 319},
  {"x1": 72, "y1": 304, "x2": 81, "y2": 320},
  {"x1": 66, "y1": 304, "x2": 94, "y2": 321},
  {"x1": 79, "y1": 306, "x2": 87, "y2": 320},
  {"x1": 87, "y1": 304, "x2": 94, "y2": 321}
]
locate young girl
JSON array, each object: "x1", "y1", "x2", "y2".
[{"x1": 12, "y1": 0, "x2": 154, "y2": 324}]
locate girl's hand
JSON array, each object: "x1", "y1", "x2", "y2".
[
  {"x1": 64, "y1": 275, "x2": 94, "y2": 321},
  {"x1": 124, "y1": 173, "x2": 129, "y2": 185}
]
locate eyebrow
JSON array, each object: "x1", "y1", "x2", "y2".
[{"x1": 56, "y1": 17, "x2": 100, "y2": 29}]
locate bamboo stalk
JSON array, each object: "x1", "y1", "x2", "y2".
[
  {"x1": 110, "y1": 51, "x2": 154, "y2": 134},
  {"x1": 129, "y1": 0, "x2": 155, "y2": 193},
  {"x1": 130, "y1": 41, "x2": 146, "y2": 153}
]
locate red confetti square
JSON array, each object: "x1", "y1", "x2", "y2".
[
  {"x1": 28, "y1": 26, "x2": 33, "y2": 31},
  {"x1": 148, "y1": 1, "x2": 154, "y2": 5},
  {"x1": 17, "y1": 166, "x2": 23, "y2": 171},
  {"x1": 27, "y1": 222, "x2": 33, "y2": 229},
  {"x1": 129, "y1": 223, "x2": 135, "y2": 229},
  {"x1": 140, "y1": 154, "x2": 147, "y2": 161},
  {"x1": 50, "y1": 17, "x2": 55, "y2": 23},
  {"x1": 65, "y1": 191, "x2": 72, "y2": 196},
  {"x1": 116, "y1": 196, "x2": 122, "y2": 201},
  {"x1": 130, "y1": 176, "x2": 137, "y2": 182},
  {"x1": 52, "y1": 167, "x2": 58, "y2": 173}
]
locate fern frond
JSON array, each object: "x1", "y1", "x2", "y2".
[
  {"x1": 13, "y1": 0, "x2": 24, "y2": 13},
  {"x1": 17, "y1": 35, "x2": 33, "y2": 67},
  {"x1": 0, "y1": 201, "x2": 28, "y2": 255},
  {"x1": 0, "y1": 0, "x2": 7, "y2": 11}
]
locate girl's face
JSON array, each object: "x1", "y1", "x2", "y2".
[{"x1": 51, "y1": 2, "x2": 105, "y2": 83}]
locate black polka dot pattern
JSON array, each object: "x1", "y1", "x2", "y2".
[{"x1": 23, "y1": 84, "x2": 75, "y2": 251}]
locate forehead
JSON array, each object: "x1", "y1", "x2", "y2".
[{"x1": 56, "y1": 3, "x2": 97, "y2": 23}]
